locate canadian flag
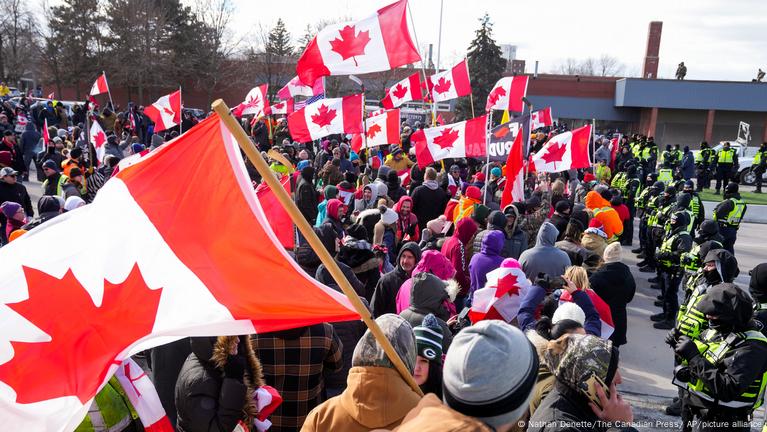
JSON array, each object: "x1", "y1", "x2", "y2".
[
  {"x1": 427, "y1": 59, "x2": 471, "y2": 103},
  {"x1": 296, "y1": 0, "x2": 420, "y2": 85},
  {"x1": 89, "y1": 120, "x2": 107, "y2": 165},
  {"x1": 47, "y1": 92, "x2": 55, "y2": 100},
  {"x1": 485, "y1": 75, "x2": 529, "y2": 112},
  {"x1": 89, "y1": 73, "x2": 109, "y2": 96},
  {"x1": 232, "y1": 85, "x2": 268, "y2": 118},
  {"x1": 114, "y1": 358, "x2": 173, "y2": 432},
  {"x1": 42, "y1": 118, "x2": 50, "y2": 144},
  {"x1": 144, "y1": 90, "x2": 182, "y2": 132},
  {"x1": 255, "y1": 175, "x2": 294, "y2": 250},
  {"x1": 267, "y1": 99, "x2": 294, "y2": 116},
  {"x1": 559, "y1": 289, "x2": 615, "y2": 339},
  {"x1": 500, "y1": 130, "x2": 525, "y2": 208},
  {"x1": 381, "y1": 72, "x2": 422, "y2": 109},
  {"x1": 412, "y1": 115, "x2": 487, "y2": 168},
  {"x1": 469, "y1": 262, "x2": 531, "y2": 324},
  {"x1": 277, "y1": 76, "x2": 324, "y2": 100},
  {"x1": 287, "y1": 94, "x2": 363, "y2": 143},
  {"x1": 530, "y1": 107, "x2": 553, "y2": 130},
  {"x1": 0, "y1": 114, "x2": 359, "y2": 431},
  {"x1": 609, "y1": 134, "x2": 622, "y2": 170},
  {"x1": 531, "y1": 125, "x2": 592, "y2": 173},
  {"x1": 364, "y1": 108, "x2": 400, "y2": 148}
]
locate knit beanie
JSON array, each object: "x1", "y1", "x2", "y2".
[
  {"x1": 552, "y1": 302, "x2": 585, "y2": 326},
  {"x1": 0, "y1": 201, "x2": 21, "y2": 219},
  {"x1": 491, "y1": 167, "x2": 502, "y2": 178},
  {"x1": 379, "y1": 206, "x2": 398, "y2": 225},
  {"x1": 443, "y1": 320, "x2": 538, "y2": 429},
  {"x1": 414, "y1": 314, "x2": 444, "y2": 363},
  {"x1": 603, "y1": 242, "x2": 622, "y2": 263},
  {"x1": 426, "y1": 215, "x2": 448, "y2": 234}
]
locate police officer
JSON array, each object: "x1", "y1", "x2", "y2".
[
  {"x1": 661, "y1": 144, "x2": 676, "y2": 169},
  {"x1": 714, "y1": 142, "x2": 738, "y2": 194},
  {"x1": 695, "y1": 141, "x2": 715, "y2": 192},
  {"x1": 683, "y1": 180, "x2": 705, "y2": 230},
  {"x1": 638, "y1": 181, "x2": 667, "y2": 272},
  {"x1": 619, "y1": 164, "x2": 641, "y2": 246},
  {"x1": 713, "y1": 182, "x2": 747, "y2": 254},
  {"x1": 78, "y1": 377, "x2": 139, "y2": 431},
  {"x1": 641, "y1": 185, "x2": 678, "y2": 275},
  {"x1": 641, "y1": 137, "x2": 658, "y2": 176},
  {"x1": 665, "y1": 246, "x2": 734, "y2": 417},
  {"x1": 652, "y1": 211, "x2": 693, "y2": 329},
  {"x1": 633, "y1": 173, "x2": 659, "y2": 254},
  {"x1": 752, "y1": 142, "x2": 767, "y2": 193},
  {"x1": 749, "y1": 263, "x2": 767, "y2": 331},
  {"x1": 674, "y1": 282, "x2": 767, "y2": 432},
  {"x1": 658, "y1": 160, "x2": 675, "y2": 185}
]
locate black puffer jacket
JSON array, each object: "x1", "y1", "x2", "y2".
[
  {"x1": 175, "y1": 336, "x2": 263, "y2": 432},
  {"x1": 370, "y1": 242, "x2": 421, "y2": 317},
  {"x1": 589, "y1": 262, "x2": 636, "y2": 346}
]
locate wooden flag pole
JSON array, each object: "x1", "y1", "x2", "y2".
[
  {"x1": 211, "y1": 99, "x2": 424, "y2": 397},
  {"x1": 104, "y1": 71, "x2": 115, "y2": 111}
]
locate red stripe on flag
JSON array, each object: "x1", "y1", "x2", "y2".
[
  {"x1": 377, "y1": 0, "x2": 421, "y2": 69},
  {"x1": 412, "y1": 129, "x2": 434, "y2": 168},
  {"x1": 408, "y1": 73, "x2": 423, "y2": 100},
  {"x1": 464, "y1": 115, "x2": 487, "y2": 158},
  {"x1": 386, "y1": 109, "x2": 400, "y2": 141},
  {"x1": 256, "y1": 175, "x2": 294, "y2": 249},
  {"x1": 296, "y1": 37, "x2": 331, "y2": 86},
  {"x1": 508, "y1": 76, "x2": 529, "y2": 113},
  {"x1": 341, "y1": 94, "x2": 363, "y2": 135},
  {"x1": 287, "y1": 107, "x2": 312, "y2": 142},
  {"x1": 570, "y1": 125, "x2": 593, "y2": 168},
  {"x1": 501, "y1": 131, "x2": 524, "y2": 209},
  {"x1": 452, "y1": 59, "x2": 472, "y2": 97}
]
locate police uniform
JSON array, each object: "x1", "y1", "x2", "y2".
[
  {"x1": 714, "y1": 146, "x2": 737, "y2": 194},
  {"x1": 752, "y1": 144, "x2": 767, "y2": 193},
  {"x1": 674, "y1": 283, "x2": 767, "y2": 432},
  {"x1": 638, "y1": 184, "x2": 665, "y2": 270},
  {"x1": 75, "y1": 377, "x2": 137, "y2": 432},
  {"x1": 695, "y1": 144, "x2": 715, "y2": 191},
  {"x1": 682, "y1": 184, "x2": 705, "y2": 231},
  {"x1": 713, "y1": 185, "x2": 747, "y2": 255},
  {"x1": 652, "y1": 211, "x2": 693, "y2": 328}
]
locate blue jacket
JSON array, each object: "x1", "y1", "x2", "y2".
[
  {"x1": 681, "y1": 152, "x2": 695, "y2": 180},
  {"x1": 518, "y1": 284, "x2": 602, "y2": 337},
  {"x1": 20, "y1": 123, "x2": 40, "y2": 155}
]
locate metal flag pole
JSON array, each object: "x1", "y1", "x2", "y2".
[
  {"x1": 211, "y1": 99, "x2": 424, "y2": 397},
  {"x1": 179, "y1": 86, "x2": 183, "y2": 135},
  {"x1": 406, "y1": 2, "x2": 431, "y2": 125},
  {"x1": 104, "y1": 71, "x2": 115, "y2": 111},
  {"x1": 431, "y1": 0, "x2": 444, "y2": 127}
]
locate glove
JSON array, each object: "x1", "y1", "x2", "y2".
[
  {"x1": 675, "y1": 336, "x2": 700, "y2": 361},
  {"x1": 224, "y1": 354, "x2": 247, "y2": 380},
  {"x1": 665, "y1": 329, "x2": 679, "y2": 348}
]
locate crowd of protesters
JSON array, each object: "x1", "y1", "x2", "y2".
[{"x1": 3, "y1": 91, "x2": 767, "y2": 432}]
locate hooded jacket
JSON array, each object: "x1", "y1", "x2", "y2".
[
  {"x1": 315, "y1": 185, "x2": 338, "y2": 228},
  {"x1": 469, "y1": 230, "x2": 506, "y2": 302},
  {"x1": 20, "y1": 122, "x2": 41, "y2": 155},
  {"x1": 322, "y1": 199, "x2": 346, "y2": 240},
  {"x1": 175, "y1": 336, "x2": 264, "y2": 432},
  {"x1": 371, "y1": 242, "x2": 422, "y2": 317},
  {"x1": 394, "y1": 195, "x2": 420, "y2": 243},
  {"x1": 750, "y1": 264, "x2": 767, "y2": 330},
  {"x1": 411, "y1": 180, "x2": 449, "y2": 231},
  {"x1": 399, "y1": 272, "x2": 454, "y2": 351},
  {"x1": 518, "y1": 223, "x2": 571, "y2": 280},
  {"x1": 441, "y1": 218, "x2": 479, "y2": 296},
  {"x1": 354, "y1": 184, "x2": 379, "y2": 213},
  {"x1": 391, "y1": 393, "x2": 493, "y2": 432},
  {"x1": 584, "y1": 191, "x2": 623, "y2": 240},
  {"x1": 395, "y1": 249, "x2": 457, "y2": 314},
  {"x1": 589, "y1": 261, "x2": 636, "y2": 346},
  {"x1": 295, "y1": 166, "x2": 318, "y2": 224}
]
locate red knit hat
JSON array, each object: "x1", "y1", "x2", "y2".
[{"x1": 466, "y1": 185, "x2": 481, "y2": 201}]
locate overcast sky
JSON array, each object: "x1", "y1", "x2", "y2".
[{"x1": 229, "y1": 0, "x2": 767, "y2": 81}]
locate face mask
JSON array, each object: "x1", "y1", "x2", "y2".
[
  {"x1": 708, "y1": 318, "x2": 731, "y2": 333},
  {"x1": 703, "y1": 268, "x2": 722, "y2": 285}
]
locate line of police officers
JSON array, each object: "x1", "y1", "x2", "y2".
[{"x1": 610, "y1": 134, "x2": 767, "y2": 431}]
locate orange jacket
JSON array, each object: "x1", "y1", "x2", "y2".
[{"x1": 584, "y1": 191, "x2": 623, "y2": 240}]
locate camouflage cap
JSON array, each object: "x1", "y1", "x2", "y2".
[
  {"x1": 352, "y1": 314, "x2": 416, "y2": 373},
  {"x1": 544, "y1": 334, "x2": 618, "y2": 397}
]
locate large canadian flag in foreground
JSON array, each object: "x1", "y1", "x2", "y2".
[
  {"x1": 531, "y1": 125, "x2": 592, "y2": 173},
  {"x1": 364, "y1": 108, "x2": 400, "y2": 148},
  {"x1": 412, "y1": 115, "x2": 487, "y2": 168},
  {"x1": 296, "y1": 0, "x2": 420, "y2": 85},
  {"x1": 428, "y1": 59, "x2": 471, "y2": 103},
  {"x1": 287, "y1": 94, "x2": 363, "y2": 142},
  {"x1": 144, "y1": 90, "x2": 182, "y2": 132},
  {"x1": 381, "y1": 72, "x2": 421, "y2": 109},
  {"x1": 485, "y1": 75, "x2": 529, "y2": 112},
  {"x1": 0, "y1": 114, "x2": 359, "y2": 431}
]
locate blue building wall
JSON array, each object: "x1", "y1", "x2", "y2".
[
  {"x1": 527, "y1": 95, "x2": 638, "y2": 122},
  {"x1": 615, "y1": 78, "x2": 767, "y2": 112}
]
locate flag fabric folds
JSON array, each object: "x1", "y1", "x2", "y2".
[
  {"x1": 381, "y1": 72, "x2": 422, "y2": 109},
  {"x1": 144, "y1": 90, "x2": 182, "y2": 132},
  {"x1": 89, "y1": 73, "x2": 109, "y2": 96},
  {"x1": 232, "y1": 85, "x2": 269, "y2": 118},
  {"x1": 296, "y1": 0, "x2": 420, "y2": 85},
  {"x1": 530, "y1": 125, "x2": 592, "y2": 173},
  {"x1": 530, "y1": 107, "x2": 553, "y2": 130},
  {"x1": 500, "y1": 130, "x2": 525, "y2": 209},
  {"x1": 0, "y1": 114, "x2": 359, "y2": 430},
  {"x1": 277, "y1": 76, "x2": 324, "y2": 100},
  {"x1": 485, "y1": 75, "x2": 529, "y2": 113},
  {"x1": 364, "y1": 108, "x2": 400, "y2": 148},
  {"x1": 287, "y1": 94, "x2": 363, "y2": 142},
  {"x1": 427, "y1": 59, "x2": 471, "y2": 103},
  {"x1": 412, "y1": 115, "x2": 487, "y2": 168}
]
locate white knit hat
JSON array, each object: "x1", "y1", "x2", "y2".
[
  {"x1": 380, "y1": 207, "x2": 398, "y2": 225},
  {"x1": 603, "y1": 242, "x2": 622, "y2": 263},
  {"x1": 552, "y1": 302, "x2": 586, "y2": 326}
]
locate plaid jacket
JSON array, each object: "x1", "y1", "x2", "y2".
[{"x1": 251, "y1": 323, "x2": 343, "y2": 432}]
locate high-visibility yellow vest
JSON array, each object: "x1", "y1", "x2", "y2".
[
  {"x1": 658, "y1": 168, "x2": 674, "y2": 184},
  {"x1": 75, "y1": 378, "x2": 135, "y2": 432},
  {"x1": 717, "y1": 148, "x2": 736, "y2": 164},
  {"x1": 714, "y1": 198, "x2": 746, "y2": 227}
]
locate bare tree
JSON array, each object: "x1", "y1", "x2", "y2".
[
  {"x1": 0, "y1": 0, "x2": 41, "y2": 86},
  {"x1": 597, "y1": 54, "x2": 624, "y2": 77},
  {"x1": 553, "y1": 55, "x2": 623, "y2": 77}
]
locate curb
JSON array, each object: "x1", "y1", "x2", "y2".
[{"x1": 702, "y1": 201, "x2": 767, "y2": 224}]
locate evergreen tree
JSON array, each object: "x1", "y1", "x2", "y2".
[
  {"x1": 455, "y1": 14, "x2": 505, "y2": 121},
  {"x1": 266, "y1": 18, "x2": 293, "y2": 57}
]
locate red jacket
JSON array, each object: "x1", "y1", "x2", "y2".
[{"x1": 440, "y1": 218, "x2": 478, "y2": 297}]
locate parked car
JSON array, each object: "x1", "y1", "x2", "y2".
[{"x1": 694, "y1": 141, "x2": 766, "y2": 185}]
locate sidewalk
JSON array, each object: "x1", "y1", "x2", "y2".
[{"x1": 702, "y1": 201, "x2": 767, "y2": 223}]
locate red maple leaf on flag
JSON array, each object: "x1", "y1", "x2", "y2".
[
  {"x1": 493, "y1": 126, "x2": 510, "y2": 139},
  {"x1": 487, "y1": 86, "x2": 507, "y2": 109},
  {"x1": 329, "y1": 25, "x2": 371, "y2": 66},
  {"x1": 246, "y1": 93, "x2": 261, "y2": 108},
  {"x1": 392, "y1": 83, "x2": 408, "y2": 99},
  {"x1": 0, "y1": 264, "x2": 162, "y2": 403},
  {"x1": 163, "y1": 106, "x2": 175, "y2": 117},
  {"x1": 496, "y1": 272, "x2": 521, "y2": 298},
  {"x1": 273, "y1": 101, "x2": 284, "y2": 110},
  {"x1": 367, "y1": 123, "x2": 382, "y2": 139},
  {"x1": 541, "y1": 142, "x2": 567, "y2": 164},
  {"x1": 311, "y1": 104, "x2": 337, "y2": 128},
  {"x1": 92, "y1": 130, "x2": 106, "y2": 148},
  {"x1": 433, "y1": 128, "x2": 460, "y2": 150},
  {"x1": 433, "y1": 77, "x2": 452, "y2": 94}
]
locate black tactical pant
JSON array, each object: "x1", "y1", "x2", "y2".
[{"x1": 715, "y1": 163, "x2": 733, "y2": 192}]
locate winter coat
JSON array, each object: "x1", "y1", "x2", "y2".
[
  {"x1": 518, "y1": 284, "x2": 602, "y2": 337},
  {"x1": 399, "y1": 273, "x2": 454, "y2": 351},
  {"x1": 295, "y1": 168, "x2": 318, "y2": 224},
  {"x1": 391, "y1": 393, "x2": 493, "y2": 432},
  {"x1": 555, "y1": 239, "x2": 601, "y2": 271},
  {"x1": 336, "y1": 244, "x2": 381, "y2": 302},
  {"x1": 151, "y1": 338, "x2": 191, "y2": 427},
  {"x1": 584, "y1": 191, "x2": 623, "y2": 240},
  {"x1": 441, "y1": 218, "x2": 478, "y2": 297},
  {"x1": 371, "y1": 242, "x2": 422, "y2": 317},
  {"x1": 581, "y1": 232, "x2": 607, "y2": 258},
  {"x1": 394, "y1": 195, "x2": 420, "y2": 243},
  {"x1": 518, "y1": 222, "x2": 571, "y2": 280},
  {"x1": 681, "y1": 151, "x2": 695, "y2": 180},
  {"x1": 410, "y1": 181, "x2": 449, "y2": 231},
  {"x1": 175, "y1": 336, "x2": 264, "y2": 432},
  {"x1": 0, "y1": 181, "x2": 34, "y2": 220},
  {"x1": 20, "y1": 123, "x2": 40, "y2": 155},
  {"x1": 395, "y1": 250, "x2": 457, "y2": 314},
  {"x1": 589, "y1": 262, "x2": 636, "y2": 346},
  {"x1": 300, "y1": 366, "x2": 422, "y2": 432},
  {"x1": 468, "y1": 230, "x2": 505, "y2": 302},
  {"x1": 549, "y1": 213, "x2": 570, "y2": 242},
  {"x1": 527, "y1": 382, "x2": 618, "y2": 432}
]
